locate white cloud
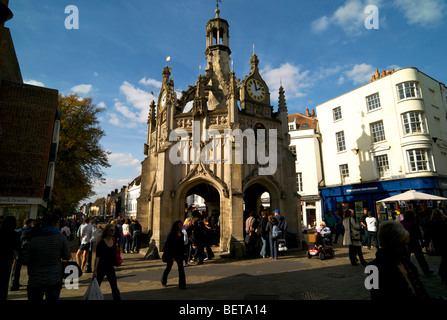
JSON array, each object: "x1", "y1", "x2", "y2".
[
  {"x1": 394, "y1": 0, "x2": 445, "y2": 27},
  {"x1": 108, "y1": 81, "x2": 157, "y2": 128},
  {"x1": 24, "y1": 79, "x2": 45, "y2": 87},
  {"x1": 345, "y1": 63, "x2": 375, "y2": 84},
  {"x1": 71, "y1": 84, "x2": 93, "y2": 94},
  {"x1": 108, "y1": 152, "x2": 141, "y2": 167},
  {"x1": 311, "y1": 16, "x2": 330, "y2": 33},
  {"x1": 261, "y1": 63, "x2": 312, "y2": 99},
  {"x1": 139, "y1": 77, "x2": 163, "y2": 88}
]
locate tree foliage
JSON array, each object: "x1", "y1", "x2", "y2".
[{"x1": 50, "y1": 94, "x2": 110, "y2": 215}]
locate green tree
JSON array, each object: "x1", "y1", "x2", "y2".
[{"x1": 49, "y1": 94, "x2": 110, "y2": 215}]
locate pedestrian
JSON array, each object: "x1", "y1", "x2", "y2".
[
  {"x1": 204, "y1": 216, "x2": 215, "y2": 260},
  {"x1": 10, "y1": 218, "x2": 36, "y2": 291},
  {"x1": 24, "y1": 214, "x2": 71, "y2": 301},
  {"x1": 425, "y1": 208, "x2": 447, "y2": 283},
  {"x1": 323, "y1": 211, "x2": 336, "y2": 243},
  {"x1": 257, "y1": 211, "x2": 269, "y2": 258},
  {"x1": 76, "y1": 217, "x2": 93, "y2": 272},
  {"x1": 244, "y1": 211, "x2": 258, "y2": 258},
  {"x1": 369, "y1": 220, "x2": 430, "y2": 300},
  {"x1": 183, "y1": 218, "x2": 194, "y2": 266},
  {"x1": 122, "y1": 219, "x2": 132, "y2": 253},
  {"x1": 111, "y1": 219, "x2": 122, "y2": 253},
  {"x1": 266, "y1": 215, "x2": 279, "y2": 259},
  {"x1": 192, "y1": 211, "x2": 206, "y2": 265},
  {"x1": 93, "y1": 223, "x2": 121, "y2": 300},
  {"x1": 161, "y1": 221, "x2": 186, "y2": 289},
  {"x1": 401, "y1": 209, "x2": 433, "y2": 276},
  {"x1": 333, "y1": 211, "x2": 344, "y2": 244},
  {"x1": 0, "y1": 216, "x2": 20, "y2": 300},
  {"x1": 131, "y1": 219, "x2": 142, "y2": 253},
  {"x1": 61, "y1": 222, "x2": 71, "y2": 239},
  {"x1": 366, "y1": 211, "x2": 379, "y2": 249},
  {"x1": 273, "y1": 209, "x2": 287, "y2": 238},
  {"x1": 360, "y1": 208, "x2": 369, "y2": 247},
  {"x1": 343, "y1": 209, "x2": 368, "y2": 266}
]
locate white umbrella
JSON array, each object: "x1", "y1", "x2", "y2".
[{"x1": 379, "y1": 189, "x2": 447, "y2": 202}]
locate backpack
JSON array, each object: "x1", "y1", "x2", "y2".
[{"x1": 272, "y1": 225, "x2": 282, "y2": 238}]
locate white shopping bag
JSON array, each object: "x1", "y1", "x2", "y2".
[{"x1": 83, "y1": 277, "x2": 104, "y2": 300}]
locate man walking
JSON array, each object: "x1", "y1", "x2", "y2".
[{"x1": 76, "y1": 217, "x2": 93, "y2": 272}]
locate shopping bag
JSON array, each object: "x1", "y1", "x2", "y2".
[{"x1": 83, "y1": 277, "x2": 104, "y2": 300}]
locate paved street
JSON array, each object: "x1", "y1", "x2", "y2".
[{"x1": 7, "y1": 242, "x2": 447, "y2": 302}]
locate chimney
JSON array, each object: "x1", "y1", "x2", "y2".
[
  {"x1": 312, "y1": 109, "x2": 315, "y2": 116},
  {"x1": 306, "y1": 108, "x2": 309, "y2": 116}
]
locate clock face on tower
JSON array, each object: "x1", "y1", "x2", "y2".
[
  {"x1": 247, "y1": 79, "x2": 266, "y2": 102},
  {"x1": 160, "y1": 90, "x2": 167, "y2": 108}
]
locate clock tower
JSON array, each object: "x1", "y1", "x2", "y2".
[{"x1": 138, "y1": 5, "x2": 303, "y2": 258}]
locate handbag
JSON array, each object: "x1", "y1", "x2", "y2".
[
  {"x1": 114, "y1": 239, "x2": 123, "y2": 267},
  {"x1": 62, "y1": 260, "x2": 83, "y2": 279},
  {"x1": 350, "y1": 218, "x2": 361, "y2": 242}
]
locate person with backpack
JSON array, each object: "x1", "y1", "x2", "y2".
[
  {"x1": 266, "y1": 215, "x2": 279, "y2": 259},
  {"x1": 273, "y1": 209, "x2": 287, "y2": 239},
  {"x1": 10, "y1": 218, "x2": 36, "y2": 291}
]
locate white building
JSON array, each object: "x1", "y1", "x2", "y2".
[
  {"x1": 126, "y1": 176, "x2": 141, "y2": 219},
  {"x1": 288, "y1": 111, "x2": 323, "y2": 230},
  {"x1": 316, "y1": 67, "x2": 447, "y2": 218}
]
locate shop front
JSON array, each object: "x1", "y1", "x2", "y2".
[
  {"x1": 0, "y1": 198, "x2": 46, "y2": 229},
  {"x1": 320, "y1": 176, "x2": 447, "y2": 220}
]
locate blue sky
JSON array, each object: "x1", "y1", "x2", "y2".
[{"x1": 7, "y1": 0, "x2": 447, "y2": 204}]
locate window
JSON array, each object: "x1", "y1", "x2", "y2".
[
  {"x1": 333, "y1": 106, "x2": 342, "y2": 121},
  {"x1": 375, "y1": 154, "x2": 390, "y2": 178},
  {"x1": 302, "y1": 123, "x2": 308, "y2": 129},
  {"x1": 397, "y1": 81, "x2": 421, "y2": 100},
  {"x1": 366, "y1": 93, "x2": 381, "y2": 111},
  {"x1": 339, "y1": 164, "x2": 349, "y2": 184},
  {"x1": 336, "y1": 131, "x2": 346, "y2": 152},
  {"x1": 370, "y1": 121, "x2": 386, "y2": 143},
  {"x1": 289, "y1": 145, "x2": 297, "y2": 158},
  {"x1": 288, "y1": 123, "x2": 295, "y2": 130},
  {"x1": 407, "y1": 149, "x2": 430, "y2": 172},
  {"x1": 296, "y1": 172, "x2": 303, "y2": 192},
  {"x1": 402, "y1": 112, "x2": 426, "y2": 135}
]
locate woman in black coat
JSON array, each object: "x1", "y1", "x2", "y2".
[{"x1": 161, "y1": 221, "x2": 186, "y2": 289}]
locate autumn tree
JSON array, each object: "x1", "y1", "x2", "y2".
[{"x1": 49, "y1": 94, "x2": 110, "y2": 215}]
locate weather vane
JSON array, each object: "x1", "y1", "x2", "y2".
[{"x1": 216, "y1": 0, "x2": 222, "y2": 9}]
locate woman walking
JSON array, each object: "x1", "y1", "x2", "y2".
[
  {"x1": 161, "y1": 221, "x2": 186, "y2": 289},
  {"x1": 266, "y1": 215, "x2": 279, "y2": 259},
  {"x1": 93, "y1": 224, "x2": 121, "y2": 300},
  {"x1": 122, "y1": 219, "x2": 132, "y2": 253},
  {"x1": 343, "y1": 209, "x2": 368, "y2": 266}
]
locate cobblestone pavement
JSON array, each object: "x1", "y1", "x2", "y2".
[{"x1": 7, "y1": 242, "x2": 447, "y2": 302}]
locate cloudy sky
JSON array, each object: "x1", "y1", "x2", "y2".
[{"x1": 8, "y1": 0, "x2": 447, "y2": 204}]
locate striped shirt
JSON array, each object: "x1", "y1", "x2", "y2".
[{"x1": 24, "y1": 227, "x2": 71, "y2": 287}]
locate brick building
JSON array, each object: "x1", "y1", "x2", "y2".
[{"x1": 0, "y1": 1, "x2": 59, "y2": 227}]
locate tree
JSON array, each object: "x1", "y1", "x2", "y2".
[{"x1": 49, "y1": 94, "x2": 110, "y2": 215}]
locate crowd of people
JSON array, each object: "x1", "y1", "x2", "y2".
[
  {"x1": 2, "y1": 204, "x2": 446, "y2": 300},
  {"x1": 319, "y1": 206, "x2": 447, "y2": 299},
  {"x1": 0, "y1": 213, "x2": 143, "y2": 301}
]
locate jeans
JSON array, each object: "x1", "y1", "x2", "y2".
[
  {"x1": 27, "y1": 283, "x2": 62, "y2": 301},
  {"x1": 124, "y1": 235, "x2": 132, "y2": 253},
  {"x1": 96, "y1": 266, "x2": 121, "y2": 300},
  {"x1": 260, "y1": 237, "x2": 267, "y2": 257},
  {"x1": 162, "y1": 257, "x2": 186, "y2": 288},
  {"x1": 132, "y1": 231, "x2": 140, "y2": 252},
  {"x1": 368, "y1": 231, "x2": 378, "y2": 249},
  {"x1": 269, "y1": 236, "x2": 278, "y2": 259}
]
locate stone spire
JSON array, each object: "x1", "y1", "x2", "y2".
[{"x1": 278, "y1": 84, "x2": 287, "y2": 113}]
